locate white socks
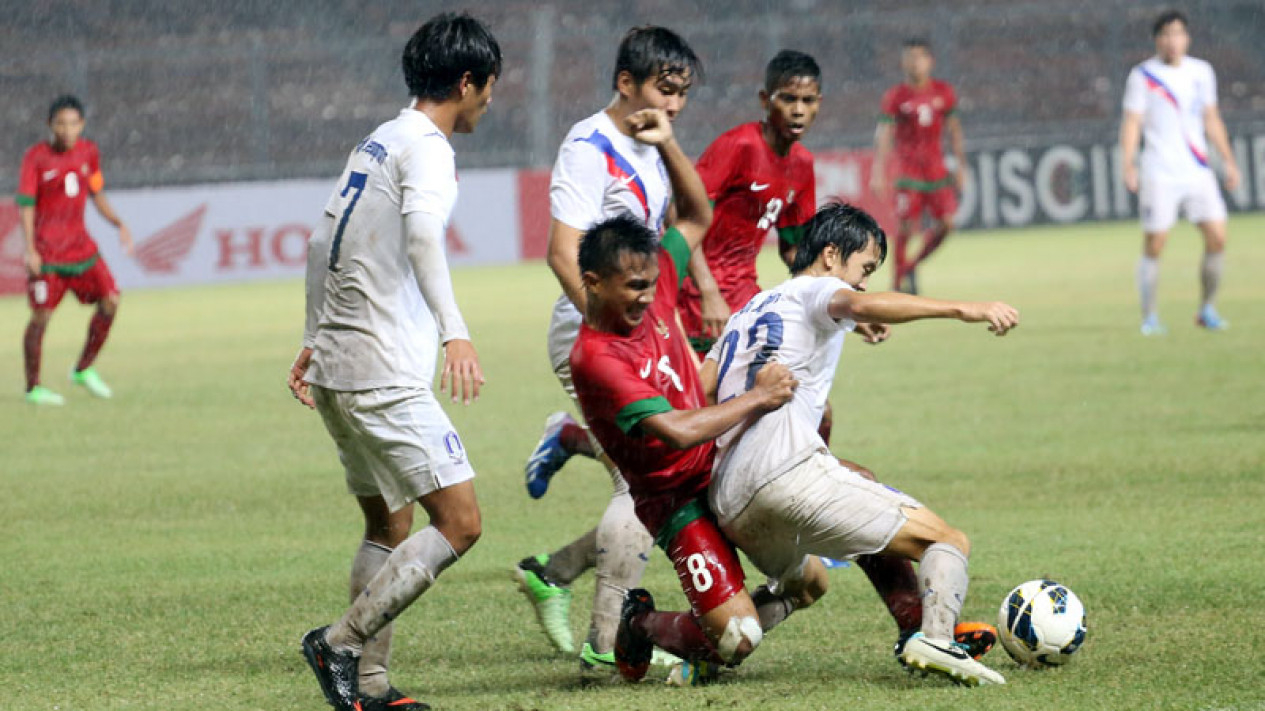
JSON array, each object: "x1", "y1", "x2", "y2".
[
  {"x1": 919, "y1": 542, "x2": 970, "y2": 641},
  {"x1": 1201, "y1": 251, "x2": 1224, "y2": 309},
  {"x1": 589, "y1": 491, "x2": 653, "y2": 653},
  {"x1": 1137, "y1": 256, "x2": 1160, "y2": 319},
  {"x1": 349, "y1": 540, "x2": 394, "y2": 698}
]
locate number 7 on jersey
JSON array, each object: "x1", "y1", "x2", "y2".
[{"x1": 328, "y1": 170, "x2": 368, "y2": 271}]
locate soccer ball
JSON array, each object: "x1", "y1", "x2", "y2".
[{"x1": 997, "y1": 579, "x2": 1087, "y2": 667}]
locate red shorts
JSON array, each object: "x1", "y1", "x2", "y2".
[
  {"x1": 662, "y1": 506, "x2": 746, "y2": 616},
  {"x1": 28, "y1": 258, "x2": 118, "y2": 311},
  {"x1": 895, "y1": 186, "x2": 958, "y2": 223}
]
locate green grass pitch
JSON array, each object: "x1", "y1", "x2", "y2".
[{"x1": 2, "y1": 215, "x2": 1263, "y2": 710}]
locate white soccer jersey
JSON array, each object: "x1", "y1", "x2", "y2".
[
  {"x1": 1123, "y1": 56, "x2": 1218, "y2": 182},
  {"x1": 706, "y1": 276, "x2": 856, "y2": 522},
  {"x1": 305, "y1": 107, "x2": 457, "y2": 391},
  {"x1": 546, "y1": 110, "x2": 673, "y2": 369}
]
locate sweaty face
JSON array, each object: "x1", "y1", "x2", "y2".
[
  {"x1": 49, "y1": 108, "x2": 85, "y2": 150},
  {"x1": 763, "y1": 76, "x2": 821, "y2": 143},
  {"x1": 628, "y1": 69, "x2": 693, "y2": 121},
  {"x1": 901, "y1": 47, "x2": 934, "y2": 83},
  {"x1": 828, "y1": 239, "x2": 883, "y2": 292},
  {"x1": 589, "y1": 251, "x2": 659, "y2": 335},
  {"x1": 1155, "y1": 21, "x2": 1190, "y2": 63},
  {"x1": 455, "y1": 75, "x2": 497, "y2": 134}
]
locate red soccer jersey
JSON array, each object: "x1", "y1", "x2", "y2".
[
  {"x1": 683, "y1": 122, "x2": 816, "y2": 322},
  {"x1": 879, "y1": 79, "x2": 957, "y2": 188},
  {"x1": 17, "y1": 139, "x2": 104, "y2": 265},
  {"x1": 571, "y1": 234, "x2": 713, "y2": 535}
]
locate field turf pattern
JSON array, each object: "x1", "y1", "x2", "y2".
[{"x1": 2, "y1": 216, "x2": 1263, "y2": 710}]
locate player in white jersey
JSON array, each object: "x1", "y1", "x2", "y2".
[
  {"x1": 1121, "y1": 10, "x2": 1241, "y2": 335},
  {"x1": 287, "y1": 14, "x2": 500, "y2": 711},
  {"x1": 700, "y1": 202, "x2": 1018, "y2": 686},
  {"x1": 513, "y1": 26, "x2": 712, "y2": 673}
]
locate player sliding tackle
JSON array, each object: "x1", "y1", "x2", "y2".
[{"x1": 616, "y1": 202, "x2": 1018, "y2": 687}]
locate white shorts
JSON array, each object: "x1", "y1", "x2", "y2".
[
  {"x1": 312, "y1": 385, "x2": 475, "y2": 512},
  {"x1": 720, "y1": 451, "x2": 921, "y2": 583},
  {"x1": 1139, "y1": 171, "x2": 1227, "y2": 233}
]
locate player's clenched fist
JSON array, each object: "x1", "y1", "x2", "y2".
[
  {"x1": 752, "y1": 362, "x2": 798, "y2": 411},
  {"x1": 625, "y1": 108, "x2": 675, "y2": 146}
]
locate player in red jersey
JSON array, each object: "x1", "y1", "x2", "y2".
[
  {"x1": 17, "y1": 95, "x2": 132, "y2": 405},
  {"x1": 680, "y1": 50, "x2": 819, "y2": 355},
  {"x1": 871, "y1": 39, "x2": 966, "y2": 294},
  {"x1": 569, "y1": 109, "x2": 799, "y2": 679}
]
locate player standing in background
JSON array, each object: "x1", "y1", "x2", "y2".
[
  {"x1": 514, "y1": 27, "x2": 708, "y2": 674},
  {"x1": 870, "y1": 39, "x2": 965, "y2": 295},
  {"x1": 18, "y1": 95, "x2": 132, "y2": 405},
  {"x1": 679, "y1": 50, "x2": 819, "y2": 356},
  {"x1": 1121, "y1": 9, "x2": 1240, "y2": 335},
  {"x1": 287, "y1": 14, "x2": 499, "y2": 711}
]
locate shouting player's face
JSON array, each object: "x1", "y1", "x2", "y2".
[
  {"x1": 585, "y1": 251, "x2": 660, "y2": 335},
  {"x1": 622, "y1": 69, "x2": 693, "y2": 122},
  {"x1": 762, "y1": 76, "x2": 821, "y2": 145},
  {"x1": 901, "y1": 46, "x2": 933, "y2": 84},
  {"x1": 455, "y1": 74, "x2": 497, "y2": 134},
  {"x1": 49, "y1": 108, "x2": 85, "y2": 151},
  {"x1": 1155, "y1": 20, "x2": 1190, "y2": 64},
  {"x1": 829, "y1": 239, "x2": 883, "y2": 292}
]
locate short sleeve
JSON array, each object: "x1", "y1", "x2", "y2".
[
  {"x1": 1122, "y1": 67, "x2": 1147, "y2": 115},
  {"x1": 1201, "y1": 62, "x2": 1218, "y2": 108},
  {"x1": 551, "y1": 138, "x2": 609, "y2": 230},
  {"x1": 574, "y1": 344, "x2": 673, "y2": 435},
  {"x1": 87, "y1": 143, "x2": 104, "y2": 194},
  {"x1": 695, "y1": 131, "x2": 741, "y2": 201},
  {"x1": 17, "y1": 147, "x2": 38, "y2": 204},
  {"x1": 879, "y1": 88, "x2": 898, "y2": 123},
  {"x1": 803, "y1": 277, "x2": 856, "y2": 333},
  {"x1": 400, "y1": 136, "x2": 458, "y2": 224}
]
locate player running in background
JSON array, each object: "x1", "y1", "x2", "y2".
[
  {"x1": 1121, "y1": 9, "x2": 1240, "y2": 335},
  {"x1": 678, "y1": 202, "x2": 1015, "y2": 686},
  {"x1": 870, "y1": 39, "x2": 965, "y2": 295},
  {"x1": 514, "y1": 27, "x2": 708, "y2": 674},
  {"x1": 678, "y1": 50, "x2": 819, "y2": 355},
  {"x1": 18, "y1": 95, "x2": 132, "y2": 405},
  {"x1": 571, "y1": 208, "x2": 797, "y2": 683},
  {"x1": 288, "y1": 14, "x2": 499, "y2": 711}
]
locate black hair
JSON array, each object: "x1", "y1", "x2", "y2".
[
  {"x1": 790, "y1": 202, "x2": 887, "y2": 275},
  {"x1": 611, "y1": 26, "x2": 703, "y2": 91},
  {"x1": 1153, "y1": 9, "x2": 1188, "y2": 36},
  {"x1": 579, "y1": 214, "x2": 659, "y2": 278},
  {"x1": 764, "y1": 50, "x2": 821, "y2": 93},
  {"x1": 902, "y1": 37, "x2": 932, "y2": 52},
  {"x1": 48, "y1": 95, "x2": 84, "y2": 122},
  {"x1": 403, "y1": 12, "x2": 502, "y2": 101}
]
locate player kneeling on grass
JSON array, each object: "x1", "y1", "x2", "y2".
[
  {"x1": 568, "y1": 212, "x2": 801, "y2": 682},
  {"x1": 288, "y1": 13, "x2": 499, "y2": 711},
  {"x1": 687, "y1": 202, "x2": 1017, "y2": 686}
]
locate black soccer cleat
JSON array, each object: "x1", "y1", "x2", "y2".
[
  {"x1": 614, "y1": 588, "x2": 656, "y2": 682},
  {"x1": 359, "y1": 686, "x2": 431, "y2": 711},
  {"x1": 301, "y1": 626, "x2": 362, "y2": 711}
]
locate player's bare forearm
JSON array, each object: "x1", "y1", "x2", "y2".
[
  {"x1": 948, "y1": 116, "x2": 967, "y2": 185},
  {"x1": 91, "y1": 192, "x2": 124, "y2": 228},
  {"x1": 689, "y1": 247, "x2": 729, "y2": 337},
  {"x1": 871, "y1": 124, "x2": 893, "y2": 193},
  {"x1": 1120, "y1": 112, "x2": 1142, "y2": 191},
  {"x1": 640, "y1": 362, "x2": 796, "y2": 449},
  {"x1": 19, "y1": 206, "x2": 35, "y2": 251},
  {"x1": 658, "y1": 138, "x2": 712, "y2": 250},
  {"x1": 547, "y1": 219, "x2": 588, "y2": 311},
  {"x1": 699, "y1": 358, "x2": 719, "y2": 404},
  {"x1": 1203, "y1": 108, "x2": 1240, "y2": 188},
  {"x1": 831, "y1": 290, "x2": 1019, "y2": 334}
]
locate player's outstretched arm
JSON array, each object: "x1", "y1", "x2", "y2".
[
  {"x1": 829, "y1": 290, "x2": 1018, "y2": 336},
  {"x1": 91, "y1": 192, "x2": 132, "y2": 255},
  {"x1": 404, "y1": 211, "x2": 483, "y2": 404},
  {"x1": 626, "y1": 108, "x2": 712, "y2": 250},
  {"x1": 639, "y1": 362, "x2": 796, "y2": 450}
]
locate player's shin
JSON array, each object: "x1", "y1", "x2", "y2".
[
  {"x1": 918, "y1": 542, "x2": 969, "y2": 640},
  {"x1": 1200, "y1": 251, "x2": 1224, "y2": 308},
  {"x1": 856, "y1": 554, "x2": 923, "y2": 636},
  {"x1": 24, "y1": 320, "x2": 47, "y2": 391},
  {"x1": 350, "y1": 540, "x2": 394, "y2": 697},
  {"x1": 543, "y1": 526, "x2": 598, "y2": 585},
  {"x1": 326, "y1": 526, "x2": 458, "y2": 654},
  {"x1": 76, "y1": 308, "x2": 115, "y2": 372},
  {"x1": 589, "y1": 492, "x2": 652, "y2": 653},
  {"x1": 634, "y1": 610, "x2": 727, "y2": 665}
]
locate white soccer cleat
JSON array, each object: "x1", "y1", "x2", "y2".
[{"x1": 900, "y1": 633, "x2": 1006, "y2": 686}]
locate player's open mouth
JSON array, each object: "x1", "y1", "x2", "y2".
[{"x1": 787, "y1": 123, "x2": 805, "y2": 134}]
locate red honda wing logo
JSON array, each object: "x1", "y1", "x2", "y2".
[{"x1": 135, "y1": 204, "x2": 206, "y2": 273}]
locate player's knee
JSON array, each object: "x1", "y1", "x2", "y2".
[
  {"x1": 940, "y1": 527, "x2": 970, "y2": 557},
  {"x1": 29, "y1": 309, "x2": 53, "y2": 327},
  {"x1": 431, "y1": 505, "x2": 482, "y2": 554},
  {"x1": 716, "y1": 614, "x2": 763, "y2": 664},
  {"x1": 101, "y1": 293, "x2": 120, "y2": 316},
  {"x1": 939, "y1": 218, "x2": 955, "y2": 233}
]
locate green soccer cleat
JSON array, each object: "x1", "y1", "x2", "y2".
[
  {"x1": 513, "y1": 554, "x2": 575, "y2": 654},
  {"x1": 25, "y1": 385, "x2": 66, "y2": 406},
  {"x1": 580, "y1": 642, "x2": 616, "y2": 672},
  {"x1": 71, "y1": 367, "x2": 112, "y2": 398}
]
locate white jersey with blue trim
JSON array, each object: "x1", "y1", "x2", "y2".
[
  {"x1": 546, "y1": 109, "x2": 673, "y2": 368},
  {"x1": 1123, "y1": 56, "x2": 1218, "y2": 182},
  {"x1": 305, "y1": 107, "x2": 456, "y2": 391},
  {"x1": 705, "y1": 276, "x2": 856, "y2": 522}
]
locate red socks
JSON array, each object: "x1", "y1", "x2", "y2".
[
  {"x1": 633, "y1": 611, "x2": 725, "y2": 665},
  {"x1": 76, "y1": 310, "x2": 115, "y2": 372},
  {"x1": 559, "y1": 421, "x2": 596, "y2": 458},
  {"x1": 24, "y1": 320, "x2": 46, "y2": 391}
]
